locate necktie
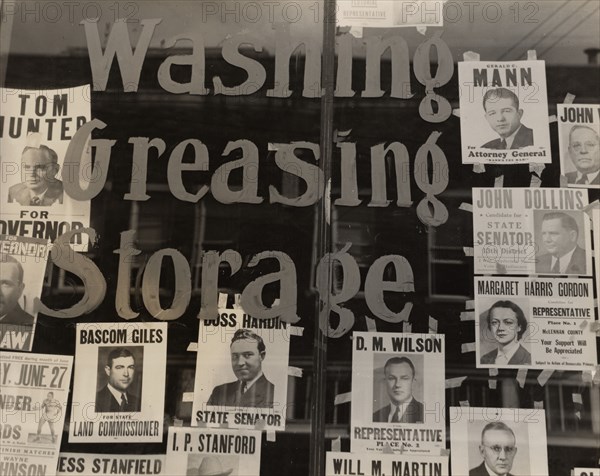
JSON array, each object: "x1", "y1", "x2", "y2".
[
  {"x1": 576, "y1": 174, "x2": 588, "y2": 185},
  {"x1": 551, "y1": 258, "x2": 561, "y2": 274},
  {"x1": 240, "y1": 382, "x2": 247, "y2": 394},
  {"x1": 391, "y1": 406, "x2": 400, "y2": 422},
  {"x1": 499, "y1": 139, "x2": 507, "y2": 149},
  {"x1": 30, "y1": 196, "x2": 41, "y2": 206},
  {"x1": 120, "y1": 393, "x2": 127, "y2": 411}
]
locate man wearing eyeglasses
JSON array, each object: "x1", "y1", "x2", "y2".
[
  {"x1": 8, "y1": 145, "x2": 64, "y2": 206},
  {"x1": 565, "y1": 125, "x2": 600, "y2": 186},
  {"x1": 480, "y1": 300, "x2": 531, "y2": 366},
  {"x1": 470, "y1": 422, "x2": 518, "y2": 476}
]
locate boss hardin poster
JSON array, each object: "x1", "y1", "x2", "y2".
[
  {"x1": 325, "y1": 452, "x2": 448, "y2": 476},
  {"x1": 473, "y1": 187, "x2": 592, "y2": 276},
  {"x1": 458, "y1": 60, "x2": 551, "y2": 165},
  {"x1": 475, "y1": 276, "x2": 597, "y2": 370},
  {"x1": 191, "y1": 309, "x2": 290, "y2": 431},
  {"x1": 69, "y1": 322, "x2": 167, "y2": 443},
  {"x1": 350, "y1": 332, "x2": 445, "y2": 455},
  {"x1": 0, "y1": 351, "x2": 73, "y2": 476},
  {"x1": 0, "y1": 87, "x2": 91, "y2": 251},
  {"x1": 0, "y1": 234, "x2": 50, "y2": 352},
  {"x1": 450, "y1": 407, "x2": 549, "y2": 476},
  {"x1": 166, "y1": 427, "x2": 261, "y2": 476}
]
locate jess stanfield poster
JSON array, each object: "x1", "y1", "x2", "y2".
[
  {"x1": 473, "y1": 187, "x2": 592, "y2": 276},
  {"x1": 337, "y1": 1, "x2": 445, "y2": 28},
  {"x1": 557, "y1": 104, "x2": 600, "y2": 188},
  {"x1": 69, "y1": 322, "x2": 167, "y2": 443},
  {"x1": 458, "y1": 60, "x2": 551, "y2": 164},
  {"x1": 475, "y1": 276, "x2": 597, "y2": 371},
  {"x1": 166, "y1": 427, "x2": 261, "y2": 476},
  {"x1": 0, "y1": 87, "x2": 91, "y2": 251},
  {"x1": 0, "y1": 351, "x2": 73, "y2": 476},
  {"x1": 191, "y1": 310, "x2": 290, "y2": 431},
  {"x1": 0, "y1": 235, "x2": 50, "y2": 351},
  {"x1": 350, "y1": 332, "x2": 445, "y2": 455},
  {"x1": 326, "y1": 452, "x2": 448, "y2": 476},
  {"x1": 57, "y1": 453, "x2": 165, "y2": 476},
  {"x1": 450, "y1": 407, "x2": 549, "y2": 476}
]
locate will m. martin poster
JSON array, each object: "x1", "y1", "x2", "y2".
[
  {"x1": 459, "y1": 61, "x2": 551, "y2": 164},
  {"x1": 326, "y1": 452, "x2": 448, "y2": 476},
  {"x1": 69, "y1": 322, "x2": 167, "y2": 443},
  {"x1": 351, "y1": 332, "x2": 445, "y2": 455},
  {"x1": 0, "y1": 351, "x2": 73, "y2": 476},
  {"x1": 0, "y1": 87, "x2": 91, "y2": 251}
]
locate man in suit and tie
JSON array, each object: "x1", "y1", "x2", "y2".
[
  {"x1": 207, "y1": 329, "x2": 275, "y2": 408},
  {"x1": 372, "y1": 356, "x2": 424, "y2": 423},
  {"x1": 535, "y1": 212, "x2": 587, "y2": 275},
  {"x1": 95, "y1": 348, "x2": 141, "y2": 412},
  {"x1": 0, "y1": 254, "x2": 35, "y2": 328},
  {"x1": 470, "y1": 422, "x2": 519, "y2": 476},
  {"x1": 480, "y1": 300, "x2": 531, "y2": 366},
  {"x1": 481, "y1": 88, "x2": 534, "y2": 150},
  {"x1": 8, "y1": 145, "x2": 64, "y2": 206},
  {"x1": 565, "y1": 125, "x2": 600, "y2": 186}
]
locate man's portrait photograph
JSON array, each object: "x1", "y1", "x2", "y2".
[
  {"x1": 7, "y1": 144, "x2": 64, "y2": 207},
  {"x1": 481, "y1": 88, "x2": 534, "y2": 150},
  {"x1": 95, "y1": 346, "x2": 143, "y2": 413},
  {"x1": 207, "y1": 329, "x2": 275, "y2": 408},
  {"x1": 478, "y1": 298, "x2": 531, "y2": 367},
  {"x1": 451, "y1": 407, "x2": 548, "y2": 476},
  {"x1": 0, "y1": 253, "x2": 35, "y2": 328},
  {"x1": 372, "y1": 354, "x2": 424, "y2": 424},
  {"x1": 533, "y1": 210, "x2": 589, "y2": 276},
  {"x1": 186, "y1": 454, "x2": 238, "y2": 476},
  {"x1": 558, "y1": 110, "x2": 600, "y2": 188}
]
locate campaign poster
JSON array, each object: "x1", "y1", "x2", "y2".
[
  {"x1": 165, "y1": 427, "x2": 261, "y2": 476},
  {"x1": 191, "y1": 310, "x2": 290, "y2": 431},
  {"x1": 0, "y1": 351, "x2": 73, "y2": 476},
  {"x1": 450, "y1": 407, "x2": 549, "y2": 476},
  {"x1": 325, "y1": 452, "x2": 448, "y2": 476},
  {"x1": 0, "y1": 234, "x2": 50, "y2": 351},
  {"x1": 573, "y1": 469, "x2": 600, "y2": 476},
  {"x1": 0, "y1": 86, "x2": 91, "y2": 251},
  {"x1": 557, "y1": 104, "x2": 600, "y2": 188},
  {"x1": 350, "y1": 332, "x2": 445, "y2": 455},
  {"x1": 473, "y1": 187, "x2": 592, "y2": 276},
  {"x1": 593, "y1": 206, "x2": 600, "y2": 300},
  {"x1": 337, "y1": 1, "x2": 445, "y2": 28},
  {"x1": 57, "y1": 453, "x2": 165, "y2": 476},
  {"x1": 69, "y1": 322, "x2": 167, "y2": 443},
  {"x1": 458, "y1": 60, "x2": 551, "y2": 164},
  {"x1": 475, "y1": 276, "x2": 597, "y2": 370}
]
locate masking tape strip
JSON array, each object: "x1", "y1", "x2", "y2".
[
  {"x1": 459, "y1": 203, "x2": 473, "y2": 212},
  {"x1": 288, "y1": 366, "x2": 303, "y2": 378},
  {"x1": 460, "y1": 311, "x2": 475, "y2": 321},
  {"x1": 446, "y1": 376, "x2": 468, "y2": 388},
  {"x1": 537, "y1": 369, "x2": 554, "y2": 387},
  {"x1": 334, "y1": 392, "x2": 352, "y2": 405},
  {"x1": 187, "y1": 342, "x2": 198, "y2": 352},
  {"x1": 461, "y1": 342, "x2": 476, "y2": 353},
  {"x1": 182, "y1": 392, "x2": 194, "y2": 402},
  {"x1": 516, "y1": 368, "x2": 528, "y2": 388}
]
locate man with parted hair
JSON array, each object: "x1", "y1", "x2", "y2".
[
  {"x1": 8, "y1": 145, "x2": 64, "y2": 206},
  {"x1": 481, "y1": 87, "x2": 534, "y2": 150},
  {"x1": 480, "y1": 300, "x2": 531, "y2": 366},
  {"x1": 95, "y1": 347, "x2": 141, "y2": 412},
  {"x1": 372, "y1": 356, "x2": 424, "y2": 423},
  {"x1": 0, "y1": 253, "x2": 35, "y2": 327},
  {"x1": 565, "y1": 125, "x2": 600, "y2": 186},
  {"x1": 207, "y1": 329, "x2": 275, "y2": 408},
  {"x1": 535, "y1": 211, "x2": 587, "y2": 275},
  {"x1": 470, "y1": 421, "x2": 518, "y2": 476}
]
